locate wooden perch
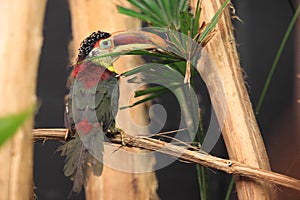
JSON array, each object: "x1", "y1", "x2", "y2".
[{"x1": 33, "y1": 128, "x2": 300, "y2": 192}]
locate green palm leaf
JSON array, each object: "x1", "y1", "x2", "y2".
[{"x1": 0, "y1": 107, "x2": 33, "y2": 146}]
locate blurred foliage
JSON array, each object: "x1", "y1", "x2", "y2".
[{"x1": 0, "y1": 107, "x2": 33, "y2": 146}]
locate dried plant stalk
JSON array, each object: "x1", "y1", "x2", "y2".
[
  {"x1": 194, "y1": 0, "x2": 274, "y2": 199},
  {"x1": 68, "y1": 0, "x2": 158, "y2": 199},
  {"x1": 33, "y1": 128, "x2": 300, "y2": 193},
  {"x1": 0, "y1": 1, "x2": 46, "y2": 200}
]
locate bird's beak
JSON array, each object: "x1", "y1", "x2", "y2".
[{"x1": 110, "y1": 30, "x2": 167, "y2": 53}]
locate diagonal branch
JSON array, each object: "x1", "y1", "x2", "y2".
[{"x1": 33, "y1": 128, "x2": 300, "y2": 192}]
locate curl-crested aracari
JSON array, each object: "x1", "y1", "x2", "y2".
[{"x1": 59, "y1": 30, "x2": 165, "y2": 193}]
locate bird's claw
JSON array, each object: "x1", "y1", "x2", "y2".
[
  {"x1": 107, "y1": 127, "x2": 126, "y2": 146},
  {"x1": 120, "y1": 130, "x2": 125, "y2": 146}
]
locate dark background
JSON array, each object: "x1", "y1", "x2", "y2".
[{"x1": 34, "y1": 0, "x2": 299, "y2": 199}]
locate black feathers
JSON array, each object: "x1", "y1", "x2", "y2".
[{"x1": 77, "y1": 31, "x2": 111, "y2": 62}]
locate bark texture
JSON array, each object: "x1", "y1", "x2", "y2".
[
  {"x1": 68, "y1": 0, "x2": 159, "y2": 199},
  {"x1": 194, "y1": 0, "x2": 275, "y2": 199},
  {"x1": 0, "y1": 1, "x2": 47, "y2": 199}
]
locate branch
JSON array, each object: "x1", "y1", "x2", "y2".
[{"x1": 33, "y1": 128, "x2": 300, "y2": 192}]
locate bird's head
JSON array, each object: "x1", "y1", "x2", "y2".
[{"x1": 77, "y1": 30, "x2": 166, "y2": 73}]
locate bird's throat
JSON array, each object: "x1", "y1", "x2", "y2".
[{"x1": 73, "y1": 63, "x2": 116, "y2": 89}]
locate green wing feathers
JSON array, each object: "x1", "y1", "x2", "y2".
[{"x1": 60, "y1": 62, "x2": 119, "y2": 193}]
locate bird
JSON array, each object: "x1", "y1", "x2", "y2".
[{"x1": 58, "y1": 29, "x2": 167, "y2": 194}]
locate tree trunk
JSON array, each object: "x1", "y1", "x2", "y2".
[
  {"x1": 0, "y1": 1, "x2": 46, "y2": 199},
  {"x1": 68, "y1": 0, "x2": 159, "y2": 199},
  {"x1": 194, "y1": 0, "x2": 274, "y2": 199}
]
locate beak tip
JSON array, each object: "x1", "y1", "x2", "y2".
[{"x1": 112, "y1": 30, "x2": 167, "y2": 50}]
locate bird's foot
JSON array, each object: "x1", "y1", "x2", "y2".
[
  {"x1": 107, "y1": 127, "x2": 126, "y2": 146},
  {"x1": 118, "y1": 129, "x2": 126, "y2": 146}
]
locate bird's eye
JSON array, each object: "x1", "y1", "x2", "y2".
[{"x1": 100, "y1": 39, "x2": 111, "y2": 49}]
